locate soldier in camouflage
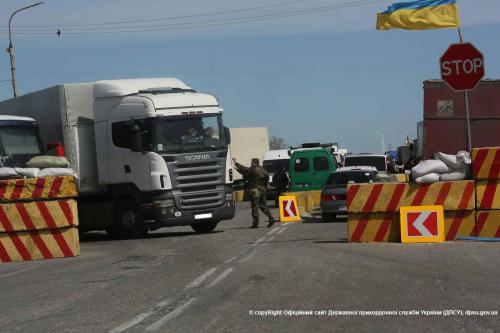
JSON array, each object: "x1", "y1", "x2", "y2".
[{"x1": 232, "y1": 157, "x2": 277, "y2": 228}]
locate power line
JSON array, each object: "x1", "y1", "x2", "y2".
[
  {"x1": 12, "y1": 0, "x2": 313, "y2": 27},
  {"x1": 0, "y1": 0, "x2": 385, "y2": 35}
]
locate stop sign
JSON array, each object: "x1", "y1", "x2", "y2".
[{"x1": 440, "y1": 42, "x2": 484, "y2": 91}]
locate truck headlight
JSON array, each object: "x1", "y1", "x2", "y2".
[{"x1": 226, "y1": 193, "x2": 234, "y2": 200}]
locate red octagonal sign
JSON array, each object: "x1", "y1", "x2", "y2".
[{"x1": 440, "y1": 42, "x2": 485, "y2": 91}]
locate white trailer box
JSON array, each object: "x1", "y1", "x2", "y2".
[{"x1": 229, "y1": 127, "x2": 269, "y2": 181}]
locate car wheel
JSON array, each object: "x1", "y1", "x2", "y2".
[
  {"x1": 191, "y1": 221, "x2": 218, "y2": 233},
  {"x1": 108, "y1": 198, "x2": 148, "y2": 239}
]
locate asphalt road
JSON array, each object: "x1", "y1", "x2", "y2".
[{"x1": 0, "y1": 202, "x2": 498, "y2": 332}]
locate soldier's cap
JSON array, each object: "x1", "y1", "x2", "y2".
[{"x1": 251, "y1": 158, "x2": 259, "y2": 164}]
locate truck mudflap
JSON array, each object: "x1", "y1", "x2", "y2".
[{"x1": 142, "y1": 201, "x2": 235, "y2": 229}]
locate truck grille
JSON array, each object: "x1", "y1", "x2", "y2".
[{"x1": 166, "y1": 156, "x2": 226, "y2": 210}]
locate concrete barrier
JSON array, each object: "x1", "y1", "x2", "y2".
[
  {"x1": 475, "y1": 180, "x2": 500, "y2": 210},
  {"x1": 0, "y1": 199, "x2": 78, "y2": 233},
  {"x1": 472, "y1": 147, "x2": 500, "y2": 180},
  {"x1": 283, "y1": 190, "x2": 321, "y2": 213},
  {"x1": 348, "y1": 212, "x2": 400, "y2": 242},
  {"x1": 347, "y1": 180, "x2": 475, "y2": 213},
  {"x1": 0, "y1": 176, "x2": 79, "y2": 263},
  {"x1": 0, "y1": 227, "x2": 79, "y2": 263},
  {"x1": 0, "y1": 176, "x2": 77, "y2": 202},
  {"x1": 475, "y1": 211, "x2": 500, "y2": 238}
]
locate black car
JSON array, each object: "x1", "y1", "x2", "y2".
[{"x1": 320, "y1": 167, "x2": 378, "y2": 221}]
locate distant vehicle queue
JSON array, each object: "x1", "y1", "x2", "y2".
[{"x1": 258, "y1": 144, "x2": 400, "y2": 222}]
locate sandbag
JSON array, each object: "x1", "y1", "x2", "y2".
[
  {"x1": 39, "y1": 168, "x2": 77, "y2": 178},
  {"x1": 26, "y1": 155, "x2": 69, "y2": 168},
  {"x1": 411, "y1": 159, "x2": 450, "y2": 178},
  {"x1": 14, "y1": 168, "x2": 40, "y2": 178},
  {"x1": 439, "y1": 170, "x2": 468, "y2": 181},
  {"x1": 0, "y1": 167, "x2": 17, "y2": 178},
  {"x1": 414, "y1": 173, "x2": 440, "y2": 184},
  {"x1": 436, "y1": 152, "x2": 464, "y2": 170},
  {"x1": 456, "y1": 151, "x2": 472, "y2": 164}
]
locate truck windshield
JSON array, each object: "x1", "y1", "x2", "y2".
[
  {"x1": 263, "y1": 159, "x2": 290, "y2": 173},
  {"x1": 151, "y1": 114, "x2": 226, "y2": 154},
  {"x1": 0, "y1": 126, "x2": 42, "y2": 155},
  {"x1": 344, "y1": 156, "x2": 386, "y2": 172}
]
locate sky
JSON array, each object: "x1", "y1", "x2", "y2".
[{"x1": 0, "y1": 0, "x2": 499, "y2": 153}]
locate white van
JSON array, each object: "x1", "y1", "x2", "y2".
[{"x1": 263, "y1": 149, "x2": 290, "y2": 198}]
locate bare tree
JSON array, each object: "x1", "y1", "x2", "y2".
[{"x1": 269, "y1": 136, "x2": 288, "y2": 150}]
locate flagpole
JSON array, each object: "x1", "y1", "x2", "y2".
[{"x1": 457, "y1": 26, "x2": 472, "y2": 152}]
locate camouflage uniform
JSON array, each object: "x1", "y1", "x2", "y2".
[{"x1": 234, "y1": 158, "x2": 276, "y2": 227}]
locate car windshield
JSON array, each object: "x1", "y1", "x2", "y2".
[
  {"x1": 151, "y1": 114, "x2": 226, "y2": 154},
  {"x1": 263, "y1": 159, "x2": 290, "y2": 173},
  {"x1": 344, "y1": 156, "x2": 386, "y2": 172},
  {"x1": 0, "y1": 126, "x2": 42, "y2": 155},
  {"x1": 326, "y1": 171, "x2": 375, "y2": 186}
]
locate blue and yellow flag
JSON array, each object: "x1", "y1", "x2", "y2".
[{"x1": 376, "y1": 0, "x2": 460, "y2": 30}]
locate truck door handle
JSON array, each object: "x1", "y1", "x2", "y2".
[{"x1": 124, "y1": 165, "x2": 131, "y2": 173}]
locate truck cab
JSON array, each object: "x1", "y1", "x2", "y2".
[
  {"x1": 289, "y1": 147, "x2": 337, "y2": 191},
  {"x1": 92, "y1": 78, "x2": 235, "y2": 236},
  {"x1": 0, "y1": 116, "x2": 44, "y2": 167}
]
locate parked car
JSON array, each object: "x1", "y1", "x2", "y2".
[
  {"x1": 343, "y1": 154, "x2": 395, "y2": 179},
  {"x1": 320, "y1": 167, "x2": 378, "y2": 221}
]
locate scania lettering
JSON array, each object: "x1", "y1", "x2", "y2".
[{"x1": 0, "y1": 78, "x2": 236, "y2": 237}]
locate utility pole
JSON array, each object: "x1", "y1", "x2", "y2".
[{"x1": 7, "y1": 2, "x2": 43, "y2": 97}]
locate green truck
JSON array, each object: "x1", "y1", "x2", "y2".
[{"x1": 289, "y1": 147, "x2": 338, "y2": 191}]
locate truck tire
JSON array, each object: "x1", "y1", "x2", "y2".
[
  {"x1": 191, "y1": 221, "x2": 218, "y2": 233},
  {"x1": 109, "y1": 198, "x2": 148, "y2": 239}
]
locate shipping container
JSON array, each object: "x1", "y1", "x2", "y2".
[{"x1": 421, "y1": 79, "x2": 500, "y2": 159}]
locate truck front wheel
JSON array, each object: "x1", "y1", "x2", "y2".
[
  {"x1": 191, "y1": 221, "x2": 218, "y2": 233},
  {"x1": 109, "y1": 198, "x2": 148, "y2": 239}
]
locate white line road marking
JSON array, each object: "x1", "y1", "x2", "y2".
[
  {"x1": 255, "y1": 236, "x2": 267, "y2": 244},
  {"x1": 145, "y1": 298, "x2": 198, "y2": 332},
  {"x1": 0, "y1": 266, "x2": 36, "y2": 280},
  {"x1": 108, "y1": 299, "x2": 172, "y2": 333},
  {"x1": 208, "y1": 268, "x2": 234, "y2": 288},
  {"x1": 223, "y1": 256, "x2": 237, "y2": 264},
  {"x1": 239, "y1": 248, "x2": 259, "y2": 263},
  {"x1": 267, "y1": 227, "x2": 280, "y2": 235},
  {"x1": 185, "y1": 267, "x2": 217, "y2": 289},
  {"x1": 277, "y1": 227, "x2": 287, "y2": 235}
]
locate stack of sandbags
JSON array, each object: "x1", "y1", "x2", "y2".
[
  {"x1": 25, "y1": 156, "x2": 77, "y2": 178},
  {"x1": 346, "y1": 180, "x2": 475, "y2": 242},
  {"x1": 0, "y1": 156, "x2": 77, "y2": 181},
  {"x1": 411, "y1": 151, "x2": 471, "y2": 184},
  {"x1": 472, "y1": 147, "x2": 500, "y2": 238},
  {"x1": 0, "y1": 176, "x2": 79, "y2": 263}
]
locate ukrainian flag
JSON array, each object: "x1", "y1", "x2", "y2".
[{"x1": 376, "y1": 0, "x2": 460, "y2": 30}]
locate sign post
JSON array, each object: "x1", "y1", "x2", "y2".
[{"x1": 440, "y1": 42, "x2": 485, "y2": 152}]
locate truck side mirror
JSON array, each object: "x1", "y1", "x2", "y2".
[
  {"x1": 128, "y1": 124, "x2": 143, "y2": 152},
  {"x1": 224, "y1": 127, "x2": 231, "y2": 145}
]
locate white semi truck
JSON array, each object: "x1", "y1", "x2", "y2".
[{"x1": 0, "y1": 78, "x2": 235, "y2": 237}]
